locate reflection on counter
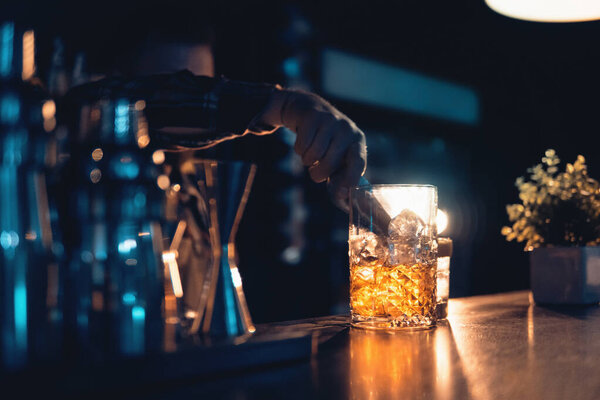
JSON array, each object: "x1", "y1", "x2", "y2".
[
  {"x1": 348, "y1": 321, "x2": 471, "y2": 399},
  {"x1": 449, "y1": 292, "x2": 600, "y2": 400}
]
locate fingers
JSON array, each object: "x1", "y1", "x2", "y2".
[
  {"x1": 325, "y1": 139, "x2": 367, "y2": 212},
  {"x1": 285, "y1": 91, "x2": 336, "y2": 157},
  {"x1": 284, "y1": 91, "x2": 317, "y2": 153},
  {"x1": 342, "y1": 140, "x2": 368, "y2": 188},
  {"x1": 281, "y1": 90, "x2": 367, "y2": 195},
  {"x1": 308, "y1": 121, "x2": 360, "y2": 183},
  {"x1": 293, "y1": 112, "x2": 326, "y2": 161},
  {"x1": 293, "y1": 112, "x2": 317, "y2": 155},
  {"x1": 301, "y1": 117, "x2": 336, "y2": 166},
  {"x1": 327, "y1": 172, "x2": 350, "y2": 212}
]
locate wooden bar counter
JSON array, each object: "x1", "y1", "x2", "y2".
[{"x1": 159, "y1": 291, "x2": 600, "y2": 399}]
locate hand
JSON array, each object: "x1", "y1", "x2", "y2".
[{"x1": 261, "y1": 88, "x2": 367, "y2": 210}]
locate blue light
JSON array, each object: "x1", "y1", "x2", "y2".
[
  {"x1": 222, "y1": 245, "x2": 238, "y2": 336},
  {"x1": 0, "y1": 230, "x2": 18, "y2": 249},
  {"x1": 0, "y1": 22, "x2": 14, "y2": 77},
  {"x1": 114, "y1": 100, "x2": 129, "y2": 139},
  {"x1": 2, "y1": 130, "x2": 26, "y2": 165},
  {"x1": 80, "y1": 250, "x2": 93, "y2": 263},
  {"x1": 0, "y1": 230, "x2": 11, "y2": 249},
  {"x1": 283, "y1": 57, "x2": 301, "y2": 79},
  {"x1": 92, "y1": 225, "x2": 107, "y2": 261},
  {"x1": 118, "y1": 238, "x2": 137, "y2": 254},
  {"x1": 14, "y1": 274, "x2": 27, "y2": 350},
  {"x1": 0, "y1": 168, "x2": 18, "y2": 262},
  {"x1": 77, "y1": 313, "x2": 88, "y2": 328},
  {"x1": 1, "y1": 94, "x2": 20, "y2": 124},
  {"x1": 126, "y1": 306, "x2": 145, "y2": 355},
  {"x1": 321, "y1": 48, "x2": 479, "y2": 126},
  {"x1": 9, "y1": 231, "x2": 18, "y2": 247},
  {"x1": 112, "y1": 159, "x2": 140, "y2": 179},
  {"x1": 134, "y1": 192, "x2": 146, "y2": 207},
  {"x1": 122, "y1": 292, "x2": 136, "y2": 305},
  {"x1": 132, "y1": 306, "x2": 145, "y2": 321}
]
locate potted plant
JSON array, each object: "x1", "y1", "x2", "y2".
[{"x1": 502, "y1": 149, "x2": 600, "y2": 305}]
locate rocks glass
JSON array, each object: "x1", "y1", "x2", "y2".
[{"x1": 349, "y1": 184, "x2": 438, "y2": 330}]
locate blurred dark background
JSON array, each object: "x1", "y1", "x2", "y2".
[{"x1": 5, "y1": 0, "x2": 600, "y2": 323}]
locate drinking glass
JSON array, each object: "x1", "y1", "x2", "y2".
[{"x1": 349, "y1": 184, "x2": 438, "y2": 330}]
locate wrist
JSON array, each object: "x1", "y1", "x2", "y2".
[
  {"x1": 259, "y1": 87, "x2": 289, "y2": 128},
  {"x1": 263, "y1": 87, "x2": 302, "y2": 129}
]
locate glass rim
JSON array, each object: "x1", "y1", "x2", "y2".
[{"x1": 352, "y1": 183, "x2": 437, "y2": 191}]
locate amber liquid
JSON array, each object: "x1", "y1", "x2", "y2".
[{"x1": 350, "y1": 261, "x2": 436, "y2": 328}]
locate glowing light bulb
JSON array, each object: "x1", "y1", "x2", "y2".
[
  {"x1": 157, "y1": 175, "x2": 170, "y2": 190},
  {"x1": 437, "y1": 209, "x2": 448, "y2": 235},
  {"x1": 91, "y1": 148, "x2": 103, "y2": 162},
  {"x1": 486, "y1": 0, "x2": 600, "y2": 22},
  {"x1": 42, "y1": 100, "x2": 55, "y2": 119},
  {"x1": 134, "y1": 100, "x2": 146, "y2": 110},
  {"x1": 152, "y1": 150, "x2": 165, "y2": 165}
]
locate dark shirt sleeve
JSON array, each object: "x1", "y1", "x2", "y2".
[{"x1": 64, "y1": 70, "x2": 278, "y2": 150}]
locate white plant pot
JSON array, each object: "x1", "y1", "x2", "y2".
[{"x1": 530, "y1": 246, "x2": 600, "y2": 305}]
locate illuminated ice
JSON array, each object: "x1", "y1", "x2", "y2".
[
  {"x1": 349, "y1": 228, "x2": 387, "y2": 265},
  {"x1": 388, "y1": 209, "x2": 425, "y2": 243},
  {"x1": 387, "y1": 209, "x2": 425, "y2": 265}
]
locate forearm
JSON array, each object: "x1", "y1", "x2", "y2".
[
  {"x1": 145, "y1": 74, "x2": 281, "y2": 149},
  {"x1": 63, "y1": 71, "x2": 367, "y2": 210},
  {"x1": 64, "y1": 70, "x2": 280, "y2": 150}
]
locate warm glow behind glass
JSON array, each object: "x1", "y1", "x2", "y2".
[
  {"x1": 437, "y1": 209, "x2": 448, "y2": 235},
  {"x1": 486, "y1": 0, "x2": 600, "y2": 22},
  {"x1": 372, "y1": 185, "x2": 437, "y2": 222}
]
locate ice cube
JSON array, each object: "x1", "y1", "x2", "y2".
[
  {"x1": 387, "y1": 209, "x2": 425, "y2": 265},
  {"x1": 388, "y1": 209, "x2": 425, "y2": 244},
  {"x1": 416, "y1": 235, "x2": 438, "y2": 266},
  {"x1": 349, "y1": 228, "x2": 387, "y2": 265},
  {"x1": 388, "y1": 242, "x2": 416, "y2": 265}
]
